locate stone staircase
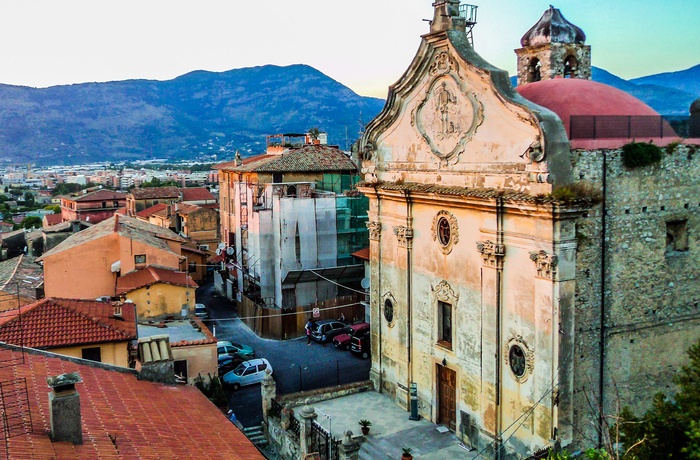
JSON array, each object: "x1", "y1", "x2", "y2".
[
  {"x1": 358, "y1": 436, "x2": 394, "y2": 460},
  {"x1": 243, "y1": 425, "x2": 269, "y2": 449}
]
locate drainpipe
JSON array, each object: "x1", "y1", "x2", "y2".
[
  {"x1": 377, "y1": 192, "x2": 383, "y2": 391},
  {"x1": 495, "y1": 196, "x2": 504, "y2": 460},
  {"x1": 598, "y1": 152, "x2": 608, "y2": 447},
  {"x1": 406, "y1": 191, "x2": 414, "y2": 391}
]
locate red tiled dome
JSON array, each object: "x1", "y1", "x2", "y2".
[{"x1": 517, "y1": 78, "x2": 660, "y2": 135}]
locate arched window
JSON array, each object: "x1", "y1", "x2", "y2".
[
  {"x1": 564, "y1": 55, "x2": 578, "y2": 78},
  {"x1": 528, "y1": 58, "x2": 541, "y2": 83}
]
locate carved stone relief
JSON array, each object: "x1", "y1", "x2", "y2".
[
  {"x1": 530, "y1": 249, "x2": 558, "y2": 280},
  {"x1": 393, "y1": 225, "x2": 414, "y2": 249},
  {"x1": 476, "y1": 240, "x2": 506, "y2": 269},
  {"x1": 366, "y1": 221, "x2": 382, "y2": 241},
  {"x1": 432, "y1": 280, "x2": 460, "y2": 305}
]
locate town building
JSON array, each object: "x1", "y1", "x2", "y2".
[
  {"x1": 116, "y1": 265, "x2": 197, "y2": 318},
  {"x1": 0, "y1": 254, "x2": 43, "y2": 311},
  {"x1": 216, "y1": 138, "x2": 368, "y2": 316},
  {"x1": 356, "y1": 3, "x2": 699, "y2": 457},
  {"x1": 0, "y1": 298, "x2": 136, "y2": 366},
  {"x1": 0, "y1": 344, "x2": 263, "y2": 458},
  {"x1": 60, "y1": 188, "x2": 127, "y2": 224},
  {"x1": 126, "y1": 186, "x2": 180, "y2": 215}
]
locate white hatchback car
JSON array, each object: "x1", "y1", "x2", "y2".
[{"x1": 222, "y1": 358, "x2": 273, "y2": 390}]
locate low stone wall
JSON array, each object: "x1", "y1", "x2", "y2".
[{"x1": 278, "y1": 380, "x2": 374, "y2": 407}]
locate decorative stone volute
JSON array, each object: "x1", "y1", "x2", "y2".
[{"x1": 476, "y1": 240, "x2": 506, "y2": 269}]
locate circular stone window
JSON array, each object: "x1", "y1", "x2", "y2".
[
  {"x1": 384, "y1": 298, "x2": 394, "y2": 324},
  {"x1": 432, "y1": 210, "x2": 459, "y2": 254},
  {"x1": 509, "y1": 344, "x2": 527, "y2": 378},
  {"x1": 438, "y1": 217, "x2": 451, "y2": 246}
]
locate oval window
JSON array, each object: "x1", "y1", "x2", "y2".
[
  {"x1": 509, "y1": 344, "x2": 527, "y2": 378},
  {"x1": 438, "y1": 217, "x2": 451, "y2": 246},
  {"x1": 384, "y1": 298, "x2": 394, "y2": 324}
]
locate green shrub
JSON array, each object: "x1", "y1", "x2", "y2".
[
  {"x1": 621, "y1": 142, "x2": 663, "y2": 168},
  {"x1": 665, "y1": 141, "x2": 680, "y2": 155}
]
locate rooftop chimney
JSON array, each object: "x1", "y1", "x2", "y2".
[{"x1": 47, "y1": 372, "x2": 83, "y2": 444}]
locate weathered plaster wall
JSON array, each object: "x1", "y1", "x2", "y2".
[
  {"x1": 54, "y1": 342, "x2": 129, "y2": 368},
  {"x1": 515, "y1": 43, "x2": 592, "y2": 85},
  {"x1": 125, "y1": 284, "x2": 195, "y2": 319},
  {"x1": 172, "y1": 342, "x2": 217, "y2": 385}
]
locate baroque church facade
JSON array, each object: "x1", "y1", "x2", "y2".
[{"x1": 356, "y1": 2, "x2": 700, "y2": 457}]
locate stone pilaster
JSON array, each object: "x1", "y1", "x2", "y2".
[
  {"x1": 299, "y1": 400, "x2": 317, "y2": 458},
  {"x1": 338, "y1": 430, "x2": 360, "y2": 460},
  {"x1": 260, "y1": 370, "x2": 276, "y2": 424}
]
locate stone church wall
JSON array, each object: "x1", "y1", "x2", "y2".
[{"x1": 571, "y1": 142, "x2": 700, "y2": 448}]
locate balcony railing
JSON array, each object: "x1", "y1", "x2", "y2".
[{"x1": 570, "y1": 115, "x2": 688, "y2": 140}]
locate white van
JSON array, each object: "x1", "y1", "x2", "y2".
[{"x1": 194, "y1": 303, "x2": 208, "y2": 319}]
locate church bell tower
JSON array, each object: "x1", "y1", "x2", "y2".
[{"x1": 515, "y1": 6, "x2": 591, "y2": 85}]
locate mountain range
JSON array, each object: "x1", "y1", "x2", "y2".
[{"x1": 0, "y1": 63, "x2": 697, "y2": 166}]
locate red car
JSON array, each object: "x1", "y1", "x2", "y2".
[{"x1": 333, "y1": 322, "x2": 370, "y2": 350}]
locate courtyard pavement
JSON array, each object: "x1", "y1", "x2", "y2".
[{"x1": 293, "y1": 391, "x2": 479, "y2": 459}]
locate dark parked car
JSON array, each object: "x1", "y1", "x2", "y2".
[
  {"x1": 350, "y1": 334, "x2": 371, "y2": 359},
  {"x1": 218, "y1": 355, "x2": 243, "y2": 375},
  {"x1": 310, "y1": 319, "x2": 346, "y2": 343},
  {"x1": 333, "y1": 322, "x2": 370, "y2": 350}
]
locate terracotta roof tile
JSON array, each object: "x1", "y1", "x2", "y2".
[
  {"x1": 0, "y1": 344, "x2": 264, "y2": 459},
  {"x1": 130, "y1": 186, "x2": 180, "y2": 200},
  {"x1": 217, "y1": 146, "x2": 356, "y2": 173},
  {"x1": 116, "y1": 266, "x2": 198, "y2": 294},
  {"x1": 136, "y1": 203, "x2": 169, "y2": 218},
  {"x1": 180, "y1": 187, "x2": 215, "y2": 202},
  {"x1": 0, "y1": 298, "x2": 137, "y2": 348},
  {"x1": 68, "y1": 189, "x2": 127, "y2": 203},
  {"x1": 176, "y1": 203, "x2": 201, "y2": 215},
  {"x1": 0, "y1": 255, "x2": 43, "y2": 301},
  {"x1": 351, "y1": 247, "x2": 370, "y2": 261},
  {"x1": 38, "y1": 214, "x2": 185, "y2": 261},
  {"x1": 43, "y1": 213, "x2": 63, "y2": 226}
]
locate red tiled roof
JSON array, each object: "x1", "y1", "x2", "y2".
[
  {"x1": 130, "y1": 186, "x2": 180, "y2": 200},
  {"x1": 0, "y1": 345, "x2": 264, "y2": 459},
  {"x1": 215, "y1": 154, "x2": 276, "y2": 170},
  {"x1": 171, "y1": 316, "x2": 216, "y2": 347},
  {"x1": 176, "y1": 202, "x2": 201, "y2": 215},
  {"x1": 180, "y1": 187, "x2": 215, "y2": 202},
  {"x1": 43, "y1": 213, "x2": 63, "y2": 226},
  {"x1": 68, "y1": 189, "x2": 127, "y2": 203},
  {"x1": 136, "y1": 203, "x2": 169, "y2": 218},
  {"x1": 217, "y1": 146, "x2": 357, "y2": 173},
  {"x1": 351, "y1": 247, "x2": 370, "y2": 261},
  {"x1": 116, "y1": 266, "x2": 198, "y2": 294},
  {"x1": 0, "y1": 254, "x2": 43, "y2": 301},
  {"x1": 0, "y1": 298, "x2": 137, "y2": 349}
]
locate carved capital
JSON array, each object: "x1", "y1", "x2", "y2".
[
  {"x1": 393, "y1": 225, "x2": 414, "y2": 249},
  {"x1": 530, "y1": 250, "x2": 558, "y2": 280},
  {"x1": 476, "y1": 240, "x2": 505, "y2": 268},
  {"x1": 366, "y1": 221, "x2": 382, "y2": 241}
]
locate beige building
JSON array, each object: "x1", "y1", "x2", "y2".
[{"x1": 357, "y1": 3, "x2": 699, "y2": 458}]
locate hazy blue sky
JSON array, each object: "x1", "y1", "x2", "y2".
[{"x1": 0, "y1": 0, "x2": 697, "y2": 98}]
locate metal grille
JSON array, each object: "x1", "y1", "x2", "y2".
[
  {"x1": 310, "y1": 420, "x2": 339, "y2": 460},
  {"x1": 269, "y1": 398, "x2": 283, "y2": 419},
  {"x1": 570, "y1": 115, "x2": 680, "y2": 139},
  {"x1": 1, "y1": 377, "x2": 33, "y2": 458},
  {"x1": 289, "y1": 415, "x2": 300, "y2": 438}
]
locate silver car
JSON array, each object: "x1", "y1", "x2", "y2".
[{"x1": 222, "y1": 358, "x2": 273, "y2": 390}]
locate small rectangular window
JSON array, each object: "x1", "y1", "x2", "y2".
[
  {"x1": 438, "y1": 301, "x2": 452, "y2": 349},
  {"x1": 174, "y1": 360, "x2": 188, "y2": 380},
  {"x1": 666, "y1": 220, "x2": 688, "y2": 253},
  {"x1": 82, "y1": 347, "x2": 101, "y2": 362},
  {"x1": 134, "y1": 254, "x2": 147, "y2": 264}
]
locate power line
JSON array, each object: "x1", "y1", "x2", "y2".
[
  {"x1": 199, "y1": 300, "x2": 362, "y2": 323},
  {"x1": 308, "y1": 269, "x2": 367, "y2": 295}
]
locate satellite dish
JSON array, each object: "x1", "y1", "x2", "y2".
[
  {"x1": 361, "y1": 278, "x2": 370, "y2": 290},
  {"x1": 226, "y1": 246, "x2": 235, "y2": 256},
  {"x1": 218, "y1": 242, "x2": 226, "y2": 250},
  {"x1": 215, "y1": 248, "x2": 223, "y2": 256}
]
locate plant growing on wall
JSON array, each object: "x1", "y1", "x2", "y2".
[{"x1": 621, "y1": 142, "x2": 662, "y2": 168}]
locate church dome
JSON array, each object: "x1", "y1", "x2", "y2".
[
  {"x1": 517, "y1": 78, "x2": 663, "y2": 141},
  {"x1": 520, "y1": 6, "x2": 586, "y2": 47}
]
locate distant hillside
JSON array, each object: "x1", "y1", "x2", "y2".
[
  {"x1": 0, "y1": 65, "x2": 385, "y2": 166},
  {"x1": 510, "y1": 66, "x2": 697, "y2": 116}
]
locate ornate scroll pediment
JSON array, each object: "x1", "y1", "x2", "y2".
[
  {"x1": 530, "y1": 250, "x2": 558, "y2": 280},
  {"x1": 432, "y1": 280, "x2": 459, "y2": 304}
]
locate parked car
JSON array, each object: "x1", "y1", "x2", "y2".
[
  {"x1": 350, "y1": 334, "x2": 371, "y2": 359},
  {"x1": 222, "y1": 358, "x2": 273, "y2": 390},
  {"x1": 217, "y1": 341, "x2": 255, "y2": 359},
  {"x1": 310, "y1": 319, "x2": 347, "y2": 343},
  {"x1": 218, "y1": 354, "x2": 243, "y2": 375},
  {"x1": 194, "y1": 303, "x2": 208, "y2": 319},
  {"x1": 333, "y1": 322, "x2": 370, "y2": 350}
]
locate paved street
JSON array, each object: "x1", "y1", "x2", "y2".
[{"x1": 196, "y1": 278, "x2": 371, "y2": 427}]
